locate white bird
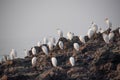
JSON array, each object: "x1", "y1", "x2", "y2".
[
  {"x1": 42, "y1": 46, "x2": 48, "y2": 55},
  {"x1": 58, "y1": 41, "x2": 64, "y2": 49},
  {"x1": 69, "y1": 57, "x2": 75, "y2": 66},
  {"x1": 73, "y1": 43, "x2": 80, "y2": 51},
  {"x1": 24, "y1": 49, "x2": 30, "y2": 57},
  {"x1": 87, "y1": 28, "x2": 94, "y2": 39},
  {"x1": 43, "y1": 37, "x2": 48, "y2": 44},
  {"x1": 47, "y1": 41, "x2": 54, "y2": 51},
  {"x1": 32, "y1": 57, "x2": 37, "y2": 67},
  {"x1": 32, "y1": 47, "x2": 37, "y2": 55},
  {"x1": 37, "y1": 41, "x2": 41, "y2": 47},
  {"x1": 105, "y1": 18, "x2": 112, "y2": 28},
  {"x1": 57, "y1": 28, "x2": 63, "y2": 38},
  {"x1": 102, "y1": 33, "x2": 109, "y2": 44},
  {"x1": 51, "y1": 57, "x2": 57, "y2": 67},
  {"x1": 10, "y1": 49, "x2": 17, "y2": 60},
  {"x1": 79, "y1": 35, "x2": 86, "y2": 44},
  {"x1": 91, "y1": 22, "x2": 98, "y2": 33},
  {"x1": 67, "y1": 32, "x2": 74, "y2": 40},
  {"x1": 108, "y1": 31, "x2": 114, "y2": 41},
  {"x1": 50, "y1": 37, "x2": 56, "y2": 45}
]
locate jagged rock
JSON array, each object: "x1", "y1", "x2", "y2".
[{"x1": 0, "y1": 28, "x2": 120, "y2": 80}]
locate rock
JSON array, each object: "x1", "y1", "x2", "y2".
[
  {"x1": 1, "y1": 75, "x2": 8, "y2": 80},
  {"x1": 1, "y1": 28, "x2": 120, "y2": 80},
  {"x1": 36, "y1": 67, "x2": 67, "y2": 80}
]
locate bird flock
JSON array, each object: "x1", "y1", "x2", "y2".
[{"x1": 1, "y1": 18, "x2": 120, "y2": 68}]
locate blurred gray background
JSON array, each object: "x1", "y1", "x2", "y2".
[{"x1": 0, "y1": 0, "x2": 120, "y2": 58}]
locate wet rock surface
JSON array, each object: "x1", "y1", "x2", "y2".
[{"x1": 0, "y1": 28, "x2": 120, "y2": 80}]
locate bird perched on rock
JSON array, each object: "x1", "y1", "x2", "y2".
[
  {"x1": 47, "y1": 41, "x2": 54, "y2": 51},
  {"x1": 102, "y1": 33, "x2": 109, "y2": 44},
  {"x1": 91, "y1": 22, "x2": 98, "y2": 33},
  {"x1": 87, "y1": 28, "x2": 94, "y2": 39},
  {"x1": 69, "y1": 57, "x2": 75, "y2": 66},
  {"x1": 73, "y1": 43, "x2": 80, "y2": 51},
  {"x1": 32, "y1": 47, "x2": 37, "y2": 55},
  {"x1": 10, "y1": 49, "x2": 17, "y2": 60},
  {"x1": 57, "y1": 28, "x2": 63, "y2": 38},
  {"x1": 51, "y1": 57, "x2": 57, "y2": 67},
  {"x1": 37, "y1": 41, "x2": 41, "y2": 47},
  {"x1": 105, "y1": 18, "x2": 112, "y2": 29},
  {"x1": 41, "y1": 46, "x2": 49, "y2": 55},
  {"x1": 79, "y1": 35, "x2": 86, "y2": 44},
  {"x1": 58, "y1": 41, "x2": 64, "y2": 49},
  {"x1": 32, "y1": 57, "x2": 37, "y2": 68},
  {"x1": 67, "y1": 32, "x2": 74, "y2": 40},
  {"x1": 108, "y1": 31, "x2": 114, "y2": 41}
]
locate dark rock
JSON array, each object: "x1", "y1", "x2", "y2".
[
  {"x1": 36, "y1": 67, "x2": 67, "y2": 80},
  {"x1": 1, "y1": 28, "x2": 120, "y2": 80}
]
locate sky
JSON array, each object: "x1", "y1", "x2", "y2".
[{"x1": 0, "y1": 0, "x2": 120, "y2": 58}]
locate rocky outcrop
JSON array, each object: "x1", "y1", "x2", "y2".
[{"x1": 0, "y1": 28, "x2": 120, "y2": 80}]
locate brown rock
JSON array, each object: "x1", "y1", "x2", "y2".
[{"x1": 1, "y1": 75, "x2": 8, "y2": 80}]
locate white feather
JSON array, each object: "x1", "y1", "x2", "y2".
[
  {"x1": 51, "y1": 57, "x2": 57, "y2": 67},
  {"x1": 42, "y1": 46, "x2": 48, "y2": 55},
  {"x1": 103, "y1": 33, "x2": 109, "y2": 44},
  {"x1": 108, "y1": 32, "x2": 114, "y2": 40},
  {"x1": 37, "y1": 41, "x2": 41, "y2": 47},
  {"x1": 67, "y1": 32, "x2": 73, "y2": 40},
  {"x1": 58, "y1": 41, "x2": 64, "y2": 49},
  {"x1": 87, "y1": 28, "x2": 94, "y2": 39},
  {"x1": 32, "y1": 47, "x2": 36, "y2": 55},
  {"x1": 69, "y1": 57, "x2": 75, "y2": 66},
  {"x1": 32, "y1": 57, "x2": 37, "y2": 67},
  {"x1": 47, "y1": 41, "x2": 54, "y2": 50},
  {"x1": 79, "y1": 35, "x2": 86, "y2": 44},
  {"x1": 73, "y1": 43, "x2": 80, "y2": 51},
  {"x1": 91, "y1": 22, "x2": 98, "y2": 33},
  {"x1": 10, "y1": 49, "x2": 17, "y2": 60},
  {"x1": 105, "y1": 18, "x2": 112, "y2": 28}
]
